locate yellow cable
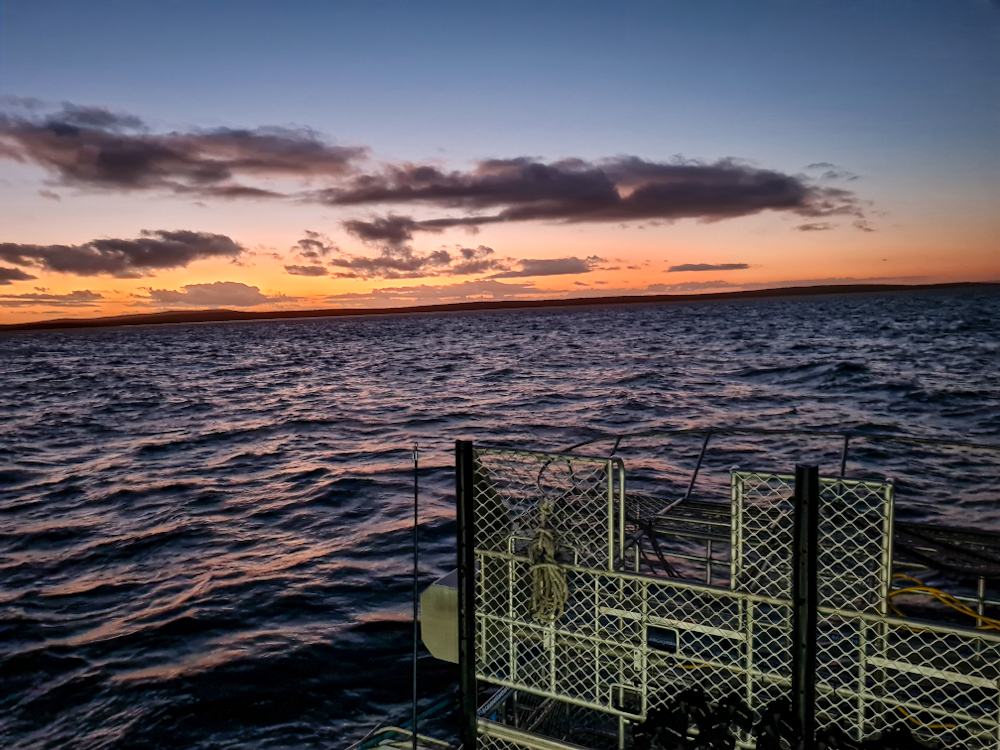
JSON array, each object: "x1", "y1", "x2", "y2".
[
  {"x1": 895, "y1": 705, "x2": 957, "y2": 731},
  {"x1": 889, "y1": 574, "x2": 1000, "y2": 631}
]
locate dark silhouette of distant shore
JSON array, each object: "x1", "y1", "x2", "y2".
[{"x1": 2, "y1": 282, "x2": 997, "y2": 332}]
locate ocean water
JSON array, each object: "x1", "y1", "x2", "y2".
[{"x1": 1, "y1": 289, "x2": 999, "y2": 749}]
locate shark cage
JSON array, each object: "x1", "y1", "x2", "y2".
[{"x1": 437, "y1": 430, "x2": 1000, "y2": 750}]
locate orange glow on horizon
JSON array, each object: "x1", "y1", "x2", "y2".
[{"x1": 2, "y1": 210, "x2": 998, "y2": 326}]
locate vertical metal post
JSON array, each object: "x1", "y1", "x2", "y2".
[
  {"x1": 839, "y1": 435, "x2": 850, "y2": 477},
  {"x1": 857, "y1": 620, "x2": 867, "y2": 741},
  {"x1": 731, "y1": 472, "x2": 743, "y2": 591},
  {"x1": 706, "y1": 539, "x2": 713, "y2": 586},
  {"x1": 456, "y1": 440, "x2": 478, "y2": 750},
  {"x1": 412, "y1": 444, "x2": 420, "y2": 750},
  {"x1": 607, "y1": 460, "x2": 615, "y2": 572},
  {"x1": 616, "y1": 458, "x2": 626, "y2": 571},
  {"x1": 683, "y1": 429, "x2": 712, "y2": 501},
  {"x1": 792, "y1": 464, "x2": 819, "y2": 750},
  {"x1": 879, "y1": 482, "x2": 895, "y2": 616}
]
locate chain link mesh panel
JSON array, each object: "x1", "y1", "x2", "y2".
[
  {"x1": 473, "y1": 449, "x2": 624, "y2": 570},
  {"x1": 477, "y1": 736, "x2": 531, "y2": 750},
  {"x1": 479, "y1": 720, "x2": 607, "y2": 750},
  {"x1": 732, "y1": 472, "x2": 894, "y2": 613},
  {"x1": 861, "y1": 616, "x2": 999, "y2": 748},
  {"x1": 476, "y1": 552, "x2": 795, "y2": 723},
  {"x1": 731, "y1": 472, "x2": 795, "y2": 598},
  {"x1": 470, "y1": 449, "x2": 998, "y2": 749},
  {"x1": 812, "y1": 611, "x2": 1000, "y2": 748},
  {"x1": 817, "y1": 479, "x2": 894, "y2": 613}
]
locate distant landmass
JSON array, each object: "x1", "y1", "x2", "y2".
[{"x1": 2, "y1": 282, "x2": 997, "y2": 332}]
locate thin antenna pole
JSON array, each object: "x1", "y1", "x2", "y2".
[
  {"x1": 683, "y1": 429, "x2": 713, "y2": 501},
  {"x1": 412, "y1": 442, "x2": 419, "y2": 750}
]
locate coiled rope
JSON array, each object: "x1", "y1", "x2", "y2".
[{"x1": 529, "y1": 499, "x2": 568, "y2": 623}]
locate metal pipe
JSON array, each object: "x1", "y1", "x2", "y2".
[
  {"x1": 412, "y1": 444, "x2": 420, "y2": 750},
  {"x1": 839, "y1": 434, "x2": 850, "y2": 477},
  {"x1": 792, "y1": 464, "x2": 819, "y2": 750},
  {"x1": 684, "y1": 429, "x2": 712, "y2": 501},
  {"x1": 978, "y1": 576, "x2": 987, "y2": 628},
  {"x1": 563, "y1": 426, "x2": 1000, "y2": 454},
  {"x1": 473, "y1": 546, "x2": 1000, "y2": 642},
  {"x1": 706, "y1": 539, "x2": 713, "y2": 585},
  {"x1": 456, "y1": 440, "x2": 478, "y2": 750}
]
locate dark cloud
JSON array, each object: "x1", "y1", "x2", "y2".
[
  {"x1": 342, "y1": 215, "x2": 426, "y2": 247},
  {"x1": 489, "y1": 257, "x2": 597, "y2": 278},
  {"x1": 329, "y1": 223, "x2": 504, "y2": 280},
  {"x1": 0, "y1": 289, "x2": 103, "y2": 307},
  {"x1": 854, "y1": 220, "x2": 875, "y2": 233},
  {"x1": 293, "y1": 230, "x2": 338, "y2": 261},
  {"x1": 326, "y1": 216, "x2": 451, "y2": 278},
  {"x1": 285, "y1": 264, "x2": 329, "y2": 276},
  {"x1": 2, "y1": 100, "x2": 870, "y2": 238},
  {"x1": 820, "y1": 169, "x2": 859, "y2": 182},
  {"x1": 145, "y1": 281, "x2": 294, "y2": 307},
  {"x1": 0, "y1": 101, "x2": 367, "y2": 197},
  {"x1": 38, "y1": 189, "x2": 61, "y2": 201},
  {"x1": 0, "y1": 230, "x2": 244, "y2": 278},
  {"x1": 450, "y1": 245, "x2": 505, "y2": 275},
  {"x1": 318, "y1": 156, "x2": 863, "y2": 231},
  {"x1": 795, "y1": 223, "x2": 833, "y2": 231},
  {"x1": 57, "y1": 104, "x2": 146, "y2": 132},
  {"x1": 0, "y1": 266, "x2": 38, "y2": 285},
  {"x1": 326, "y1": 244, "x2": 453, "y2": 280},
  {"x1": 2, "y1": 101, "x2": 869, "y2": 234},
  {"x1": 667, "y1": 262, "x2": 749, "y2": 272},
  {"x1": 310, "y1": 243, "x2": 591, "y2": 282}
]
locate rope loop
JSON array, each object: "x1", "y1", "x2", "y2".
[{"x1": 529, "y1": 521, "x2": 568, "y2": 623}]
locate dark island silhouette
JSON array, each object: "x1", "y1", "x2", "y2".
[{"x1": 2, "y1": 282, "x2": 996, "y2": 332}]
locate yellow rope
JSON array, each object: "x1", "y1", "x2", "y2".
[
  {"x1": 528, "y1": 502, "x2": 568, "y2": 623},
  {"x1": 888, "y1": 574, "x2": 1000, "y2": 631},
  {"x1": 895, "y1": 705, "x2": 957, "y2": 730}
]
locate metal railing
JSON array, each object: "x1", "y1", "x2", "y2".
[{"x1": 457, "y1": 439, "x2": 1000, "y2": 750}]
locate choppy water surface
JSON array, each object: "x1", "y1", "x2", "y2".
[{"x1": 2, "y1": 289, "x2": 999, "y2": 748}]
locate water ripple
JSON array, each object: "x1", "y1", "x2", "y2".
[{"x1": 1, "y1": 289, "x2": 998, "y2": 748}]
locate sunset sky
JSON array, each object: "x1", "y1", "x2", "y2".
[{"x1": 1, "y1": 1, "x2": 998, "y2": 324}]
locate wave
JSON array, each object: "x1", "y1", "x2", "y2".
[{"x1": 0, "y1": 288, "x2": 997, "y2": 748}]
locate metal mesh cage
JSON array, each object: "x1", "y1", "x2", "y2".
[
  {"x1": 473, "y1": 449, "x2": 625, "y2": 571},
  {"x1": 812, "y1": 612, "x2": 1000, "y2": 748},
  {"x1": 468, "y1": 446, "x2": 999, "y2": 750},
  {"x1": 732, "y1": 472, "x2": 894, "y2": 613}
]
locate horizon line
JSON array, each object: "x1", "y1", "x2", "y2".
[{"x1": 2, "y1": 281, "x2": 998, "y2": 334}]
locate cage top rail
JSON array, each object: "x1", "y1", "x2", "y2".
[{"x1": 562, "y1": 426, "x2": 1000, "y2": 456}]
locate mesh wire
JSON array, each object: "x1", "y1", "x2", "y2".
[
  {"x1": 731, "y1": 472, "x2": 795, "y2": 598},
  {"x1": 473, "y1": 449, "x2": 623, "y2": 570},
  {"x1": 471, "y1": 449, "x2": 1000, "y2": 750},
  {"x1": 478, "y1": 698, "x2": 620, "y2": 750},
  {"x1": 817, "y1": 479, "x2": 893, "y2": 613},
  {"x1": 732, "y1": 472, "x2": 894, "y2": 613}
]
